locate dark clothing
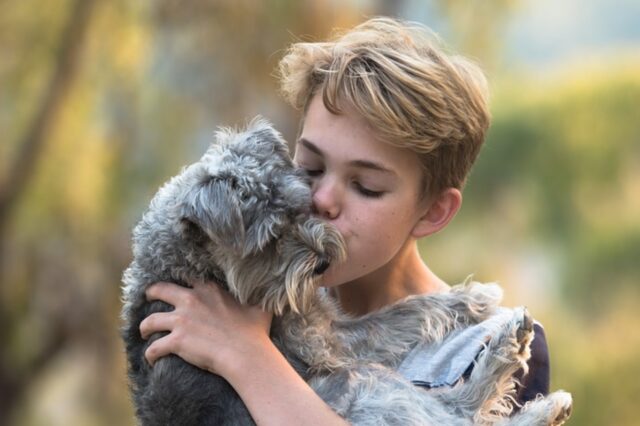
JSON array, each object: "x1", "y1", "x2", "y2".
[{"x1": 515, "y1": 323, "x2": 550, "y2": 404}]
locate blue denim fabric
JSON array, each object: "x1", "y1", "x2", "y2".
[{"x1": 397, "y1": 308, "x2": 515, "y2": 388}]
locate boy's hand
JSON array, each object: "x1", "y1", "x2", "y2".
[{"x1": 140, "y1": 280, "x2": 273, "y2": 378}]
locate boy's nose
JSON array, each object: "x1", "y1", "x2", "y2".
[{"x1": 311, "y1": 178, "x2": 341, "y2": 220}]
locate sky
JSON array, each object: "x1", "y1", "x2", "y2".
[
  {"x1": 503, "y1": 0, "x2": 640, "y2": 68},
  {"x1": 399, "y1": 0, "x2": 640, "y2": 71}
]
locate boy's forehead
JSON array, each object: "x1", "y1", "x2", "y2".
[
  {"x1": 303, "y1": 94, "x2": 372, "y2": 130},
  {"x1": 303, "y1": 98, "x2": 415, "y2": 154}
]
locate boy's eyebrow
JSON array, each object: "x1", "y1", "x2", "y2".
[
  {"x1": 297, "y1": 138, "x2": 397, "y2": 176},
  {"x1": 298, "y1": 138, "x2": 324, "y2": 157}
]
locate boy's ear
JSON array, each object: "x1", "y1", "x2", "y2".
[{"x1": 411, "y1": 188, "x2": 462, "y2": 238}]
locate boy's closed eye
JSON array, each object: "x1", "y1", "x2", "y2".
[
  {"x1": 301, "y1": 166, "x2": 387, "y2": 199},
  {"x1": 352, "y1": 181, "x2": 385, "y2": 198},
  {"x1": 304, "y1": 168, "x2": 323, "y2": 177}
]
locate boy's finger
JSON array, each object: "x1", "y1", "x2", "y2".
[
  {"x1": 139, "y1": 311, "x2": 174, "y2": 340},
  {"x1": 144, "y1": 334, "x2": 174, "y2": 366},
  {"x1": 145, "y1": 281, "x2": 185, "y2": 304}
]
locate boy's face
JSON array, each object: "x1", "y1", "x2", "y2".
[{"x1": 294, "y1": 95, "x2": 429, "y2": 288}]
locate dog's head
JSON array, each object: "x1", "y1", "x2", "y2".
[
  {"x1": 181, "y1": 118, "x2": 313, "y2": 256},
  {"x1": 134, "y1": 117, "x2": 345, "y2": 314}
]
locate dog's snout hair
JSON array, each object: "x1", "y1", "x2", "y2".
[{"x1": 275, "y1": 219, "x2": 346, "y2": 314}]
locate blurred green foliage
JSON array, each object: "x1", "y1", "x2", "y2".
[
  {"x1": 464, "y1": 69, "x2": 640, "y2": 425},
  {"x1": 469, "y1": 69, "x2": 640, "y2": 312},
  {"x1": 1, "y1": 0, "x2": 638, "y2": 425},
  {"x1": 421, "y1": 65, "x2": 640, "y2": 426}
]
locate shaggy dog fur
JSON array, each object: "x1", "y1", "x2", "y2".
[{"x1": 121, "y1": 118, "x2": 572, "y2": 425}]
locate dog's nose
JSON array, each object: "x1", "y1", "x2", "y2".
[{"x1": 313, "y1": 259, "x2": 331, "y2": 275}]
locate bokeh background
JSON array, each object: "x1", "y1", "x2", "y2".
[{"x1": 1, "y1": 0, "x2": 639, "y2": 424}]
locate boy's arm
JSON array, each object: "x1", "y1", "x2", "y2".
[
  {"x1": 225, "y1": 334, "x2": 350, "y2": 426},
  {"x1": 142, "y1": 280, "x2": 349, "y2": 426}
]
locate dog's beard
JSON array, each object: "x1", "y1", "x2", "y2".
[{"x1": 283, "y1": 257, "x2": 321, "y2": 314}]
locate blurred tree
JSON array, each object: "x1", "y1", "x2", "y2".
[
  {"x1": 424, "y1": 65, "x2": 640, "y2": 426},
  {"x1": 1, "y1": 1, "x2": 638, "y2": 424},
  {"x1": 464, "y1": 68, "x2": 640, "y2": 313},
  {"x1": 0, "y1": 0, "x2": 95, "y2": 257},
  {"x1": 0, "y1": 0, "x2": 97, "y2": 420},
  {"x1": 435, "y1": 0, "x2": 518, "y2": 66},
  {"x1": 0, "y1": 2, "x2": 370, "y2": 424}
]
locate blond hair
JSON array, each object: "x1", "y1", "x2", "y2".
[{"x1": 278, "y1": 17, "x2": 490, "y2": 197}]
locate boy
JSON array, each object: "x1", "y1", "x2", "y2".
[{"x1": 141, "y1": 17, "x2": 550, "y2": 425}]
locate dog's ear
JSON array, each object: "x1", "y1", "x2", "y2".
[
  {"x1": 242, "y1": 175, "x2": 310, "y2": 256},
  {"x1": 180, "y1": 177, "x2": 245, "y2": 251},
  {"x1": 243, "y1": 212, "x2": 286, "y2": 255}
]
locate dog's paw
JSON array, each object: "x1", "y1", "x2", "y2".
[
  {"x1": 507, "y1": 391, "x2": 573, "y2": 426},
  {"x1": 491, "y1": 307, "x2": 535, "y2": 365},
  {"x1": 548, "y1": 391, "x2": 573, "y2": 426},
  {"x1": 514, "y1": 307, "x2": 534, "y2": 356}
]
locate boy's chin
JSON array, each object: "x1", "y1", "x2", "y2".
[{"x1": 317, "y1": 267, "x2": 341, "y2": 288}]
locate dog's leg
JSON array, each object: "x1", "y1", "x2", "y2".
[
  {"x1": 125, "y1": 287, "x2": 256, "y2": 426},
  {"x1": 330, "y1": 282, "x2": 503, "y2": 366},
  {"x1": 429, "y1": 307, "x2": 533, "y2": 423},
  {"x1": 136, "y1": 354, "x2": 252, "y2": 426},
  {"x1": 307, "y1": 312, "x2": 570, "y2": 426},
  {"x1": 310, "y1": 364, "x2": 472, "y2": 426},
  {"x1": 498, "y1": 391, "x2": 573, "y2": 426}
]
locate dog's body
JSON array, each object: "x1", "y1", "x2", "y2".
[{"x1": 121, "y1": 118, "x2": 572, "y2": 425}]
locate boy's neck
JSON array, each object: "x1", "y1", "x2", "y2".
[{"x1": 332, "y1": 241, "x2": 449, "y2": 317}]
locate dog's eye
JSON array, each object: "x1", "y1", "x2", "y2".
[
  {"x1": 179, "y1": 218, "x2": 208, "y2": 242},
  {"x1": 304, "y1": 169, "x2": 323, "y2": 178},
  {"x1": 313, "y1": 259, "x2": 330, "y2": 275}
]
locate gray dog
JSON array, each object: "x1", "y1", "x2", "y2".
[{"x1": 121, "y1": 118, "x2": 572, "y2": 425}]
